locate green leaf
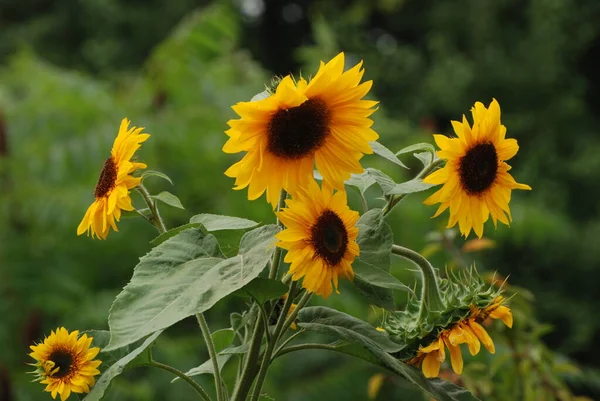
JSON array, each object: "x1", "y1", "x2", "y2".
[
  {"x1": 352, "y1": 209, "x2": 413, "y2": 309},
  {"x1": 297, "y1": 307, "x2": 404, "y2": 353},
  {"x1": 211, "y1": 328, "x2": 235, "y2": 353},
  {"x1": 220, "y1": 343, "x2": 250, "y2": 354},
  {"x1": 395, "y1": 142, "x2": 436, "y2": 157},
  {"x1": 414, "y1": 151, "x2": 433, "y2": 167},
  {"x1": 106, "y1": 225, "x2": 279, "y2": 350},
  {"x1": 149, "y1": 223, "x2": 207, "y2": 246},
  {"x1": 294, "y1": 311, "x2": 480, "y2": 401},
  {"x1": 366, "y1": 168, "x2": 434, "y2": 196},
  {"x1": 233, "y1": 277, "x2": 288, "y2": 304},
  {"x1": 369, "y1": 141, "x2": 409, "y2": 169},
  {"x1": 82, "y1": 331, "x2": 162, "y2": 401},
  {"x1": 141, "y1": 170, "x2": 174, "y2": 185},
  {"x1": 327, "y1": 342, "x2": 481, "y2": 401},
  {"x1": 251, "y1": 90, "x2": 270, "y2": 102},
  {"x1": 152, "y1": 191, "x2": 185, "y2": 209},
  {"x1": 189, "y1": 213, "x2": 259, "y2": 231},
  {"x1": 345, "y1": 171, "x2": 377, "y2": 194},
  {"x1": 181, "y1": 354, "x2": 232, "y2": 378}
]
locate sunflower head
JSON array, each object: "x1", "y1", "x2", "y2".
[
  {"x1": 275, "y1": 180, "x2": 360, "y2": 298},
  {"x1": 29, "y1": 328, "x2": 102, "y2": 401},
  {"x1": 77, "y1": 118, "x2": 150, "y2": 239},
  {"x1": 223, "y1": 52, "x2": 379, "y2": 207},
  {"x1": 423, "y1": 99, "x2": 531, "y2": 238},
  {"x1": 381, "y1": 269, "x2": 512, "y2": 378}
]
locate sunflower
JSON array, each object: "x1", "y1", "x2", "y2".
[
  {"x1": 423, "y1": 99, "x2": 531, "y2": 238},
  {"x1": 409, "y1": 296, "x2": 513, "y2": 378},
  {"x1": 223, "y1": 52, "x2": 379, "y2": 207},
  {"x1": 29, "y1": 328, "x2": 102, "y2": 401},
  {"x1": 77, "y1": 118, "x2": 150, "y2": 239},
  {"x1": 275, "y1": 181, "x2": 360, "y2": 298}
]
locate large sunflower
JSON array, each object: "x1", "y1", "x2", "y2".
[
  {"x1": 409, "y1": 296, "x2": 513, "y2": 378},
  {"x1": 275, "y1": 181, "x2": 360, "y2": 298},
  {"x1": 223, "y1": 52, "x2": 379, "y2": 207},
  {"x1": 423, "y1": 99, "x2": 531, "y2": 238},
  {"x1": 77, "y1": 118, "x2": 150, "y2": 239},
  {"x1": 29, "y1": 328, "x2": 102, "y2": 401}
]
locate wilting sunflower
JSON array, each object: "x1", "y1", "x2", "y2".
[
  {"x1": 29, "y1": 328, "x2": 102, "y2": 401},
  {"x1": 77, "y1": 118, "x2": 150, "y2": 239},
  {"x1": 275, "y1": 181, "x2": 360, "y2": 298},
  {"x1": 409, "y1": 296, "x2": 513, "y2": 378},
  {"x1": 423, "y1": 99, "x2": 531, "y2": 238},
  {"x1": 223, "y1": 52, "x2": 379, "y2": 207}
]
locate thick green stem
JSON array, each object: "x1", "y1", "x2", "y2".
[
  {"x1": 148, "y1": 360, "x2": 212, "y2": 401},
  {"x1": 272, "y1": 343, "x2": 341, "y2": 360},
  {"x1": 249, "y1": 283, "x2": 299, "y2": 401},
  {"x1": 391, "y1": 244, "x2": 445, "y2": 325},
  {"x1": 383, "y1": 157, "x2": 444, "y2": 216},
  {"x1": 137, "y1": 183, "x2": 168, "y2": 234},
  {"x1": 196, "y1": 314, "x2": 226, "y2": 401},
  {"x1": 230, "y1": 314, "x2": 264, "y2": 401},
  {"x1": 268, "y1": 189, "x2": 287, "y2": 280}
]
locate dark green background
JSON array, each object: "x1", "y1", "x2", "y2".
[{"x1": 1, "y1": 0, "x2": 599, "y2": 400}]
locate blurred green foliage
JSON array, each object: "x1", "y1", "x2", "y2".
[{"x1": 1, "y1": 0, "x2": 599, "y2": 400}]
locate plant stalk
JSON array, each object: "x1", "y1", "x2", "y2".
[
  {"x1": 137, "y1": 183, "x2": 168, "y2": 234},
  {"x1": 148, "y1": 360, "x2": 213, "y2": 401},
  {"x1": 196, "y1": 313, "x2": 226, "y2": 401},
  {"x1": 391, "y1": 244, "x2": 445, "y2": 325}
]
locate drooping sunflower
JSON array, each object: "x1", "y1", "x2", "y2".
[
  {"x1": 29, "y1": 328, "x2": 102, "y2": 401},
  {"x1": 423, "y1": 99, "x2": 531, "y2": 238},
  {"x1": 77, "y1": 118, "x2": 150, "y2": 239},
  {"x1": 223, "y1": 52, "x2": 379, "y2": 207},
  {"x1": 409, "y1": 296, "x2": 513, "y2": 378},
  {"x1": 275, "y1": 181, "x2": 360, "y2": 298}
]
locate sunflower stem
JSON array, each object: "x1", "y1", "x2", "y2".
[
  {"x1": 268, "y1": 189, "x2": 287, "y2": 280},
  {"x1": 196, "y1": 313, "x2": 226, "y2": 401},
  {"x1": 137, "y1": 183, "x2": 168, "y2": 234},
  {"x1": 272, "y1": 342, "x2": 342, "y2": 360},
  {"x1": 271, "y1": 329, "x2": 305, "y2": 360},
  {"x1": 249, "y1": 281, "x2": 300, "y2": 401},
  {"x1": 147, "y1": 360, "x2": 213, "y2": 401},
  {"x1": 383, "y1": 157, "x2": 444, "y2": 216},
  {"x1": 230, "y1": 311, "x2": 264, "y2": 401},
  {"x1": 391, "y1": 244, "x2": 445, "y2": 326}
]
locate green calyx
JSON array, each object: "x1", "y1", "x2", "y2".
[{"x1": 382, "y1": 267, "x2": 505, "y2": 360}]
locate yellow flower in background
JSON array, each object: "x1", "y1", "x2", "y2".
[
  {"x1": 409, "y1": 296, "x2": 513, "y2": 378},
  {"x1": 423, "y1": 99, "x2": 531, "y2": 238},
  {"x1": 29, "y1": 328, "x2": 101, "y2": 401},
  {"x1": 223, "y1": 52, "x2": 379, "y2": 207},
  {"x1": 77, "y1": 119, "x2": 150, "y2": 239},
  {"x1": 275, "y1": 181, "x2": 360, "y2": 298}
]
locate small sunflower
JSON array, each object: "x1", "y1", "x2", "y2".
[
  {"x1": 423, "y1": 99, "x2": 531, "y2": 238},
  {"x1": 223, "y1": 52, "x2": 379, "y2": 207},
  {"x1": 29, "y1": 328, "x2": 102, "y2": 401},
  {"x1": 409, "y1": 296, "x2": 513, "y2": 378},
  {"x1": 275, "y1": 181, "x2": 360, "y2": 298},
  {"x1": 77, "y1": 118, "x2": 150, "y2": 239}
]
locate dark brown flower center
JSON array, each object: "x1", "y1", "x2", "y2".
[
  {"x1": 48, "y1": 349, "x2": 73, "y2": 378},
  {"x1": 310, "y1": 210, "x2": 348, "y2": 266},
  {"x1": 459, "y1": 142, "x2": 498, "y2": 194},
  {"x1": 266, "y1": 97, "x2": 331, "y2": 159},
  {"x1": 94, "y1": 156, "x2": 118, "y2": 198}
]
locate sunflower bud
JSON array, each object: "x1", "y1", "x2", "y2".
[{"x1": 381, "y1": 268, "x2": 512, "y2": 378}]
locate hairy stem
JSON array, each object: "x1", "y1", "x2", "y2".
[
  {"x1": 391, "y1": 244, "x2": 445, "y2": 325},
  {"x1": 148, "y1": 360, "x2": 213, "y2": 401},
  {"x1": 137, "y1": 183, "x2": 168, "y2": 234},
  {"x1": 196, "y1": 314, "x2": 226, "y2": 401}
]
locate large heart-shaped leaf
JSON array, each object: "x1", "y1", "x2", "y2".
[
  {"x1": 189, "y1": 213, "x2": 259, "y2": 231},
  {"x1": 352, "y1": 209, "x2": 412, "y2": 309},
  {"x1": 107, "y1": 225, "x2": 279, "y2": 350}
]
